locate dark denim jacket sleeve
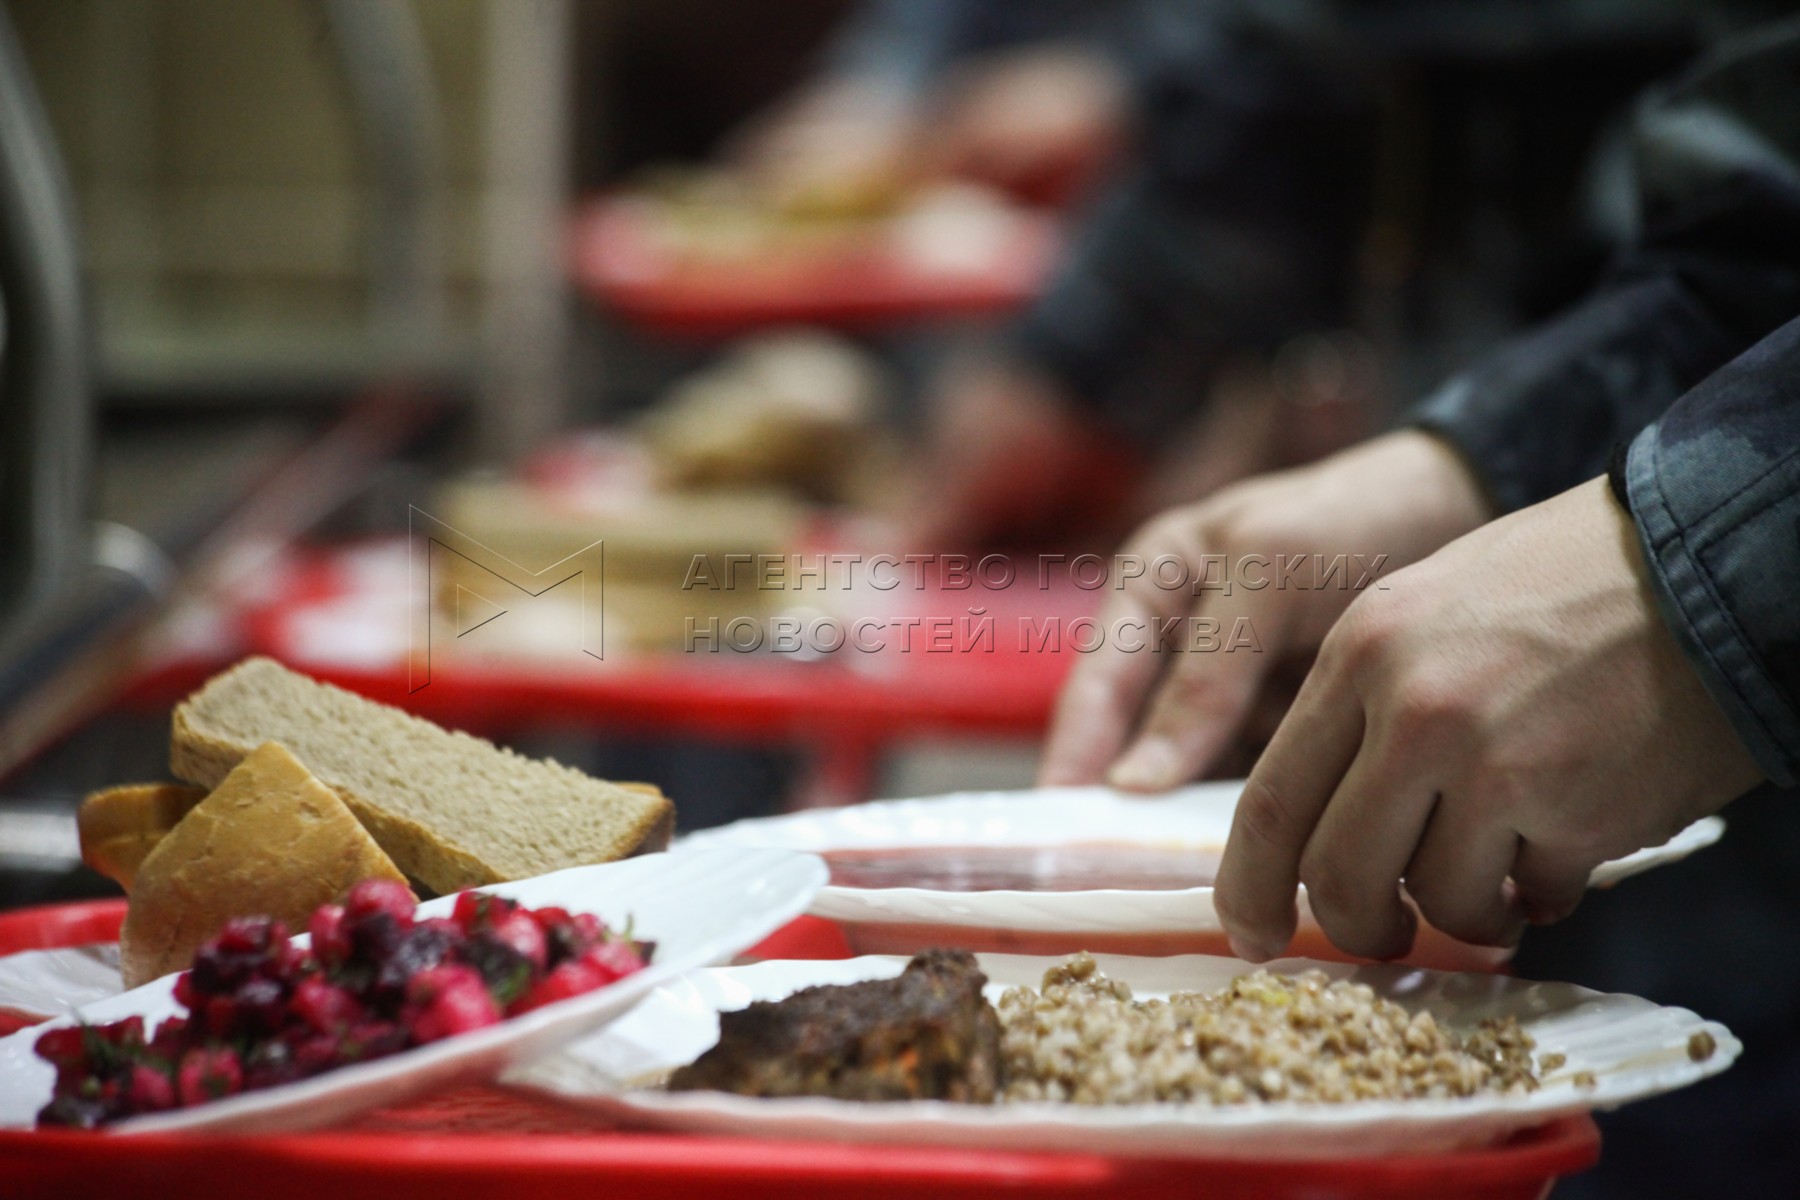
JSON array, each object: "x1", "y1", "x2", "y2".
[
  {"x1": 1626, "y1": 316, "x2": 1800, "y2": 787},
  {"x1": 821, "y1": 0, "x2": 1116, "y2": 95},
  {"x1": 1410, "y1": 22, "x2": 1800, "y2": 784},
  {"x1": 1008, "y1": 2, "x2": 1372, "y2": 426},
  {"x1": 1409, "y1": 19, "x2": 1800, "y2": 512}
]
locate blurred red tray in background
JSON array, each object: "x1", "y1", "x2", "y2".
[
  {"x1": 570, "y1": 193, "x2": 1059, "y2": 336},
  {"x1": 240, "y1": 537, "x2": 1080, "y2": 742},
  {"x1": 231, "y1": 531, "x2": 1087, "y2": 807},
  {"x1": 0, "y1": 900, "x2": 1597, "y2": 1200}
]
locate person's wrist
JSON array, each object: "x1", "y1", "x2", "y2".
[
  {"x1": 1385, "y1": 430, "x2": 1495, "y2": 533},
  {"x1": 1299, "y1": 430, "x2": 1494, "y2": 569},
  {"x1": 1582, "y1": 475, "x2": 1766, "y2": 803}
]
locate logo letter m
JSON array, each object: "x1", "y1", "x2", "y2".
[{"x1": 408, "y1": 505, "x2": 604, "y2": 692}]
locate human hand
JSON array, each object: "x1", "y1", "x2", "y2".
[
  {"x1": 1039, "y1": 431, "x2": 1493, "y2": 789},
  {"x1": 1213, "y1": 476, "x2": 1765, "y2": 963},
  {"x1": 926, "y1": 46, "x2": 1126, "y2": 203},
  {"x1": 902, "y1": 354, "x2": 1137, "y2": 552},
  {"x1": 725, "y1": 80, "x2": 917, "y2": 217}
]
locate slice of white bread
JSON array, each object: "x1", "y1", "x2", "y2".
[
  {"x1": 77, "y1": 783, "x2": 209, "y2": 891},
  {"x1": 169, "y1": 657, "x2": 676, "y2": 894},
  {"x1": 119, "y1": 742, "x2": 411, "y2": 987}
]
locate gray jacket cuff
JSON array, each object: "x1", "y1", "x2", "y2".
[{"x1": 1626, "y1": 426, "x2": 1800, "y2": 787}]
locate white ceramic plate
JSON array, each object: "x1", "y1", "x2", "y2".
[
  {"x1": 0, "y1": 944, "x2": 122, "y2": 1026},
  {"x1": 685, "y1": 784, "x2": 1725, "y2": 965},
  {"x1": 508, "y1": 952, "x2": 1737, "y2": 1159},
  {"x1": 0, "y1": 843, "x2": 825, "y2": 1134}
]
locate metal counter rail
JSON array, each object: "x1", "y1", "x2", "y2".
[{"x1": 0, "y1": 1, "x2": 93, "y2": 666}]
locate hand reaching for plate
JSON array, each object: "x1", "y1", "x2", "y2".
[
  {"x1": 902, "y1": 353, "x2": 1139, "y2": 553},
  {"x1": 725, "y1": 79, "x2": 919, "y2": 217},
  {"x1": 1212, "y1": 477, "x2": 1765, "y2": 962},
  {"x1": 1038, "y1": 430, "x2": 1494, "y2": 790}
]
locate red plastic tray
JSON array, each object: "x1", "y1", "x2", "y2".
[
  {"x1": 0, "y1": 900, "x2": 1597, "y2": 1200},
  {"x1": 238, "y1": 538, "x2": 1083, "y2": 746},
  {"x1": 569, "y1": 195, "x2": 1059, "y2": 336}
]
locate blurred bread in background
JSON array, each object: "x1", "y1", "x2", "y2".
[{"x1": 641, "y1": 330, "x2": 891, "y2": 504}]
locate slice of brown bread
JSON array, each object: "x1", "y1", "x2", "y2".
[
  {"x1": 77, "y1": 782, "x2": 209, "y2": 892},
  {"x1": 120, "y1": 741, "x2": 412, "y2": 987},
  {"x1": 169, "y1": 657, "x2": 676, "y2": 894}
]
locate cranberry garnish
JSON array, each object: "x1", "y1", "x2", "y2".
[
  {"x1": 308, "y1": 904, "x2": 351, "y2": 966},
  {"x1": 176, "y1": 1047, "x2": 243, "y2": 1105},
  {"x1": 290, "y1": 976, "x2": 363, "y2": 1034},
  {"x1": 403, "y1": 965, "x2": 501, "y2": 1042},
  {"x1": 32, "y1": 1025, "x2": 88, "y2": 1068},
  {"x1": 344, "y1": 878, "x2": 416, "y2": 925},
  {"x1": 514, "y1": 959, "x2": 605, "y2": 1014},
  {"x1": 125, "y1": 1064, "x2": 177, "y2": 1112},
  {"x1": 580, "y1": 939, "x2": 646, "y2": 985}
]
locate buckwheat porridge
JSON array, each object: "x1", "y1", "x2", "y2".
[{"x1": 997, "y1": 953, "x2": 1543, "y2": 1105}]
